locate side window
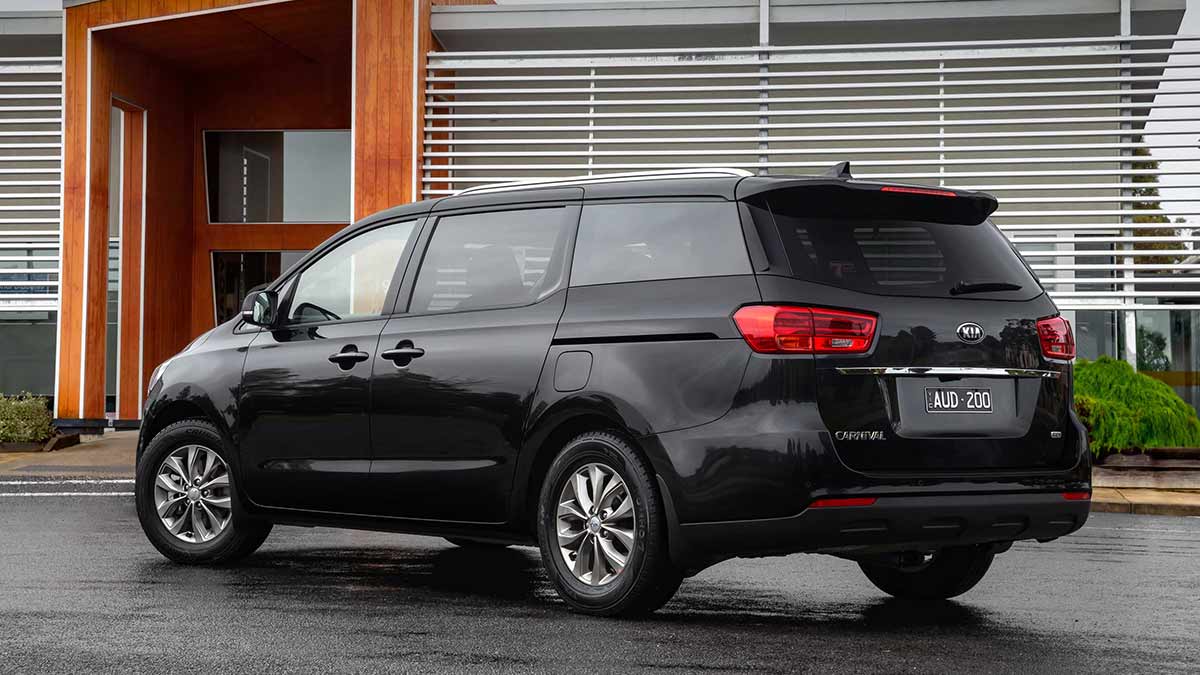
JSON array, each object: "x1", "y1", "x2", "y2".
[
  {"x1": 285, "y1": 220, "x2": 416, "y2": 324},
  {"x1": 570, "y1": 201, "x2": 750, "y2": 286},
  {"x1": 409, "y1": 207, "x2": 571, "y2": 313}
]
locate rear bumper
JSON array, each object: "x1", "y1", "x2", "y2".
[
  {"x1": 670, "y1": 491, "x2": 1090, "y2": 570},
  {"x1": 644, "y1": 401, "x2": 1092, "y2": 572}
]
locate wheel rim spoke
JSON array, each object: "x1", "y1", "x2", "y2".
[
  {"x1": 607, "y1": 494, "x2": 633, "y2": 522},
  {"x1": 556, "y1": 461, "x2": 636, "y2": 587},
  {"x1": 156, "y1": 494, "x2": 186, "y2": 517},
  {"x1": 571, "y1": 473, "x2": 593, "y2": 514},
  {"x1": 199, "y1": 473, "x2": 229, "y2": 491},
  {"x1": 598, "y1": 535, "x2": 628, "y2": 572},
  {"x1": 154, "y1": 443, "x2": 232, "y2": 544},
  {"x1": 602, "y1": 524, "x2": 635, "y2": 549}
]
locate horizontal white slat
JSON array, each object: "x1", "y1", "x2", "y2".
[
  {"x1": 426, "y1": 59, "x2": 1193, "y2": 83},
  {"x1": 427, "y1": 88, "x2": 1200, "y2": 109},
  {"x1": 423, "y1": 142, "x2": 1199, "y2": 158},
  {"x1": 428, "y1": 73, "x2": 1200, "y2": 97},
  {"x1": 429, "y1": 33, "x2": 1200, "y2": 58},
  {"x1": 430, "y1": 45, "x2": 1200, "y2": 70},
  {"x1": 426, "y1": 113, "x2": 1197, "y2": 132},
  {"x1": 426, "y1": 130, "x2": 1199, "y2": 145}
]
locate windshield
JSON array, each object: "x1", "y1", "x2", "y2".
[{"x1": 746, "y1": 194, "x2": 1041, "y2": 301}]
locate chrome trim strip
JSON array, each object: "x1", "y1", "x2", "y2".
[{"x1": 835, "y1": 366, "x2": 1062, "y2": 379}]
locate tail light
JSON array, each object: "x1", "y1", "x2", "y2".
[
  {"x1": 809, "y1": 497, "x2": 877, "y2": 508},
  {"x1": 1037, "y1": 315, "x2": 1076, "y2": 360},
  {"x1": 733, "y1": 305, "x2": 877, "y2": 354},
  {"x1": 1062, "y1": 491, "x2": 1091, "y2": 501}
]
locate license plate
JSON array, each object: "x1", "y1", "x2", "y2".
[{"x1": 925, "y1": 387, "x2": 993, "y2": 413}]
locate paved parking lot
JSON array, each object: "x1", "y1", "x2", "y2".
[{"x1": 1, "y1": 483, "x2": 1198, "y2": 673}]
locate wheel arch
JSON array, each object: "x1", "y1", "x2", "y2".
[
  {"x1": 512, "y1": 398, "x2": 675, "y2": 537},
  {"x1": 138, "y1": 392, "x2": 232, "y2": 461}
]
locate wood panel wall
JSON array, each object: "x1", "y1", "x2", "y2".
[{"x1": 58, "y1": 0, "x2": 457, "y2": 420}]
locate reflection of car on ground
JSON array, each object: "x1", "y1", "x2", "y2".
[{"x1": 136, "y1": 165, "x2": 1090, "y2": 616}]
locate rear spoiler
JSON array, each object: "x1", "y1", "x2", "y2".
[{"x1": 736, "y1": 162, "x2": 998, "y2": 225}]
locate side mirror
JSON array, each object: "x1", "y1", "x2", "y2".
[{"x1": 241, "y1": 290, "x2": 278, "y2": 327}]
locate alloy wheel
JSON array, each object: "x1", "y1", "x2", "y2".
[
  {"x1": 556, "y1": 462, "x2": 636, "y2": 586},
  {"x1": 153, "y1": 444, "x2": 232, "y2": 544}
]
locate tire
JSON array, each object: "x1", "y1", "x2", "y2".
[
  {"x1": 537, "y1": 430, "x2": 683, "y2": 617},
  {"x1": 858, "y1": 545, "x2": 995, "y2": 600},
  {"x1": 136, "y1": 419, "x2": 271, "y2": 565},
  {"x1": 444, "y1": 537, "x2": 510, "y2": 550}
]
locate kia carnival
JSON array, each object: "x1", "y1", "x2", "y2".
[{"x1": 136, "y1": 164, "x2": 1091, "y2": 616}]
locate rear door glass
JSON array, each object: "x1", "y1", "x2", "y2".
[{"x1": 748, "y1": 201, "x2": 1040, "y2": 300}]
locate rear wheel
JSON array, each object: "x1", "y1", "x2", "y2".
[
  {"x1": 136, "y1": 419, "x2": 271, "y2": 564},
  {"x1": 537, "y1": 430, "x2": 683, "y2": 616},
  {"x1": 858, "y1": 545, "x2": 995, "y2": 600}
]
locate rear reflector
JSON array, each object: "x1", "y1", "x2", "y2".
[
  {"x1": 879, "y1": 185, "x2": 957, "y2": 198},
  {"x1": 810, "y1": 497, "x2": 878, "y2": 508},
  {"x1": 1037, "y1": 315, "x2": 1076, "y2": 360},
  {"x1": 733, "y1": 305, "x2": 877, "y2": 354},
  {"x1": 1062, "y1": 491, "x2": 1091, "y2": 501}
]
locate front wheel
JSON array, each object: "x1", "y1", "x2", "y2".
[
  {"x1": 537, "y1": 430, "x2": 682, "y2": 617},
  {"x1": 858, "y1": 545, "x2": 995, "y2": 600},
  {"x1": 136, "y1": 419, "x2": 271, "y2": 564}
]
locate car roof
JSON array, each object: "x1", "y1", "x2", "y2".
[{"x1": 355, "y1": 163, "x2": 997, "y2": 228}]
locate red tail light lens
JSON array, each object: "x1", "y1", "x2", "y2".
[
  {"x1": 733, "y1": 305, "x2": 877, "y2": 354},
  {"x1": 810, "y1": 497, "x2": 878, "y2": 508},
  {"x1": 1037, "y1": 315, "x2": 1076, "y2": 360},
  {"x1": 1062, "y1": 491, "x2": 1091, "y2": 501}
]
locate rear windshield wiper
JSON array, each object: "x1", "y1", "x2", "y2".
[{"x1": 950, "y1": 280, "x2": 1023, "y2": 296}]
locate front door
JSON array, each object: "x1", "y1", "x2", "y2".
[
  {"x1": 368, "y1": 202, "x2": 579, "y2": 521},
  {"x1": 238, "y1": 218, "x2": 420, "y2": 513}
]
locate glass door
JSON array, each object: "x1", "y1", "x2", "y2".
[{"x1": 211, "y1": 251, "x2": 307, "y2": 325}]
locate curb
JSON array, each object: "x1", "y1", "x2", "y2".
[{"x1": 1092, "y1": 488, "x2": 1200, "y2": 517}]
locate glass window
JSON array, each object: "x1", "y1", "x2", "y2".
[
  {"x1": 570, "y1": 202, "x2": 750, "y2": 287},
  {"x1": 748, "y1": 199, "x2": 1040, "y2": 300},
  {"x1": 409, "y1": 207, "x2": 571, "y2": 313},
  {"x1": 0, "y1": 311, "x2": 57, "y2": 397},
  {"x1": 212, "y1": 250, "x2": 308, "y2": 324},
  {"x1": 106, "y1": 107, "x2": 122, "y2": 413},
  {"x1": 286, "y1": 221, "x2": 416, "y2": 325},
  {"x1": 204, "y1": 130, "x2": 351, "y2": 223}
]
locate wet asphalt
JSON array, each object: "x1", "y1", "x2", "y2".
[{"x1": 1, "y1": 484, "x2": 1198, "y2": 673}]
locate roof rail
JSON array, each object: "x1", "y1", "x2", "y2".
[{"x1": 454, "y1": 168, "x2": 755, "y2": 196}]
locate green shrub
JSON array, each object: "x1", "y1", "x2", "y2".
[
  {"x1": 0, "y1": 393, "x2": 53, "y2": 444},
  {"x1": 1074, "y1": 357, "x2": 1200, "y2": 454}
]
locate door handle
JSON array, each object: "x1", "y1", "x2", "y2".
[
  {"x1": 328, "y1": 346, "x2": 370, "y2": 369},
  {"x1": 381, "y1": 341, "x2": 425, "y2": 367}
]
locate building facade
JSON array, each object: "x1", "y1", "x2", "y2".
[{"x1": 0, "y1": 0, "x2": 1197, "y2": 430}]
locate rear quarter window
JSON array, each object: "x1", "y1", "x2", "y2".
[{"x1": 570, "y1": 201, "x2": 751, "y2": 286}]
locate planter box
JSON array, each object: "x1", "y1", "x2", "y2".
[
  {"x1": 0, "y1": 441, "x2": 43, "y2": 453},
  {"x1": 0, "y1": 433, "x2": 80, "y2": 453}
]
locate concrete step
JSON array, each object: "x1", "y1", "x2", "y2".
[
  {"x1": 1092, "y1": 487, "x2": 1200, "y2": 517},
  {"x1": 1093, "y1": 466, "x2": 1200, "y2": 490}
]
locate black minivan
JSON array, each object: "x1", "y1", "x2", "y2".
[{"x1": 136, "y1": 165, "x2": 1090, "y2": 616}]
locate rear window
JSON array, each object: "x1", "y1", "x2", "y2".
[
  {"x1": 747, "y1": 195, "x2": 1041, "y2": 300},
  {"x1": 570, "y1": 201, "x2": 751, "y2": 286}
]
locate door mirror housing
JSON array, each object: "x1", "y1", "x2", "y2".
[{"x1": 241, "y1": 290, "x2": 278, "y2": 327}]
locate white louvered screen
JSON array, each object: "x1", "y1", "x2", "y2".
[
  {"x1": 423, "y1": 34, "x2": 1200, "y2": 311},
  {"x1": 0, "y1": 56, "x2": 62, "y2": 313}
]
